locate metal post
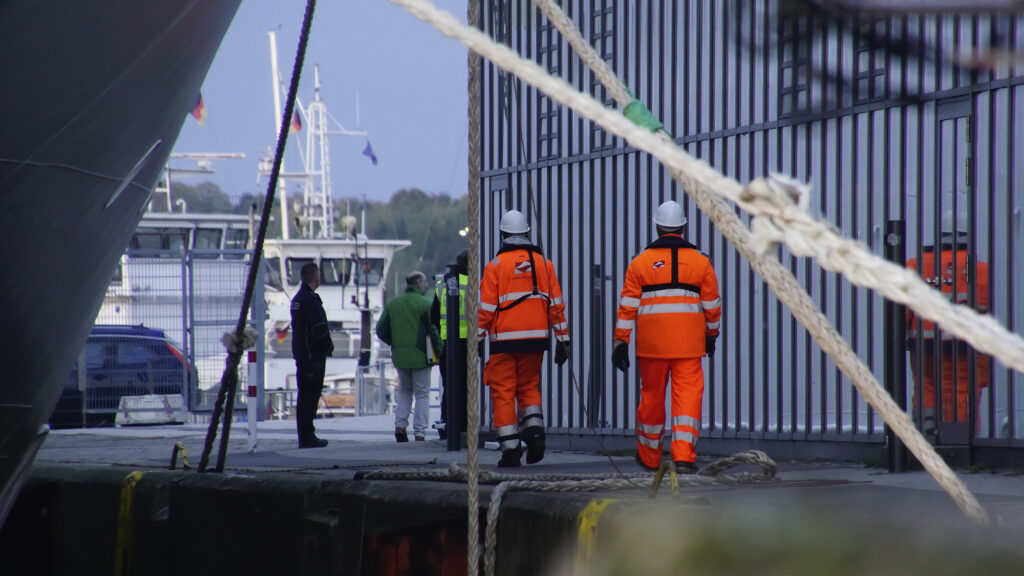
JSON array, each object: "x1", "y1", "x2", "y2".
[
  {"x1": 884, "y1": 219, "x2": 908, "y2": 472},
  {"x1": 359, "y1": 309, "x2": 372, "y2": 367},
  {"x1": 446, "y1": 264, "x2": 466, "y2": 451},
  {"x1": 355, "y1": 364, "x2": 364, "y2": 417},
  {"x1": 77, "y1": 347, "x2": 87, "y2": 428},
  {"x1": 247, "y1": 351, "x2": 258, "y2": 452},
  {"x1": 378, "y1": 360, "x2": 386, "y2": 415},
  {"x1": 253, "y1": 254, "x2": 267, "y2": 420},
  {"x1": 183, "y1": 250, "x2": 193, "y2": 411},
  {"x1": 588, "y1": 264, "x2": 604, "y2": 427}
]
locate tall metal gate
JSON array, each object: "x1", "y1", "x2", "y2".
[{"x1": 477, "y1": 1, "x2": 1024, "y2": 467}]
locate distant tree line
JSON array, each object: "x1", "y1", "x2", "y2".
[{"x1": 162, "y1": 182, "x2": 468, "y2": 295}]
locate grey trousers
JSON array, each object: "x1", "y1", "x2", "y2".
[{"x1": 394, "y1": 366, "x2": 432, "y2": 436}]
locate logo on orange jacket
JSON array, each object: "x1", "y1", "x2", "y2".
[
  {"x1": 652, "y1": 261, "x2": 665, "y2": 269},
  {"x1": 515, "y1": 261, "x2": 533, "y2": 274}
]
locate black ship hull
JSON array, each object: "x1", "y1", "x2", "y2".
[{"x1": 0, "y1": 0, "x2": 241, "y2": 524}]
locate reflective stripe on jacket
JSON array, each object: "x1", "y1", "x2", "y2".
[
  {"x1": 479, "y1": 242, "x2": 569, "y2": 354},
  {"x1": 614, "y1": 234, "x2": 721, "y2": 358}
]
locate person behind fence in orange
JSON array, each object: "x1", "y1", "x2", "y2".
[
  {"x1": 906, "y1": 209, "x2": 990, "y2": 436},
  {"x1": 612, "y1": 200, "x2": 721, "y2": 474},
  {"x1": 478, "y1": 209, "x2": 570, "y2": 467}
]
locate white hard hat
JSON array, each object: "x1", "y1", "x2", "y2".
[
  {"x1": 940, "y1": 208, "x2": 969, "y2": 235},
  {"x1": 653, "y1": 200, "x2": 687, "y2": 228},
  {"x1": 499, "y1": 210, "x2": 530, "y2": 234}
]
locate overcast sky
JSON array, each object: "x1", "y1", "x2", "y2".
[{"x1": 172, "y1": 0, "x2": 470, "y2": 204}]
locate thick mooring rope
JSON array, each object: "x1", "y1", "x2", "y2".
[
  {"x1": 357, "y1": 451, "x2": 777, "y2": 576},
  {"x1": 389, "y1": 0, "x2": 994, "y2": 528},
  {"x1": 197, "y1": 0, "x2": 317, "y2": 473},
  {"x1": 482, "y1": 451, "x2": 777, "y2": 576},
  {"x1": 465, "y1": 0, "x2": 483, "y2": 574}
]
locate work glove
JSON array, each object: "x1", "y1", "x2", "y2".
[
  {"x1": 705, "y1": 336, "x2": 717, "y2": 359},
  {"x1": 611, "y1": 340, "x2": 630, "y2": 373},
  {"x1": 554, "y1": 341, "x2": 570, "y2": 366}
]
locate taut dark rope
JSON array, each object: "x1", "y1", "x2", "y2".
[{"x1": 198, "y1": 0, "x2": 318, "y2": 473}]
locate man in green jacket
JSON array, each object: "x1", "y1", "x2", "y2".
[{"x1": 376, "y1": 271, "x2": 442, "y2": 442}]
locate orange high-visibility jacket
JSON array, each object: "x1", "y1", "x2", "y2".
[
  {"x1": 479, "y1": 242, "x2": 569, "y2": 354},
  {"x1": 906, "y1": 245, "x2": 989, "y2": 340},
  {"x1": 615, "y1": 234, "x2": 721, "y2": 358}
]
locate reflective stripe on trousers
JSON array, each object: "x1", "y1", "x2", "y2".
[
  {"x1": 635, "y1": 357, "x2": 704, "y2": 464},
  {"x1": 496, "y1": 423, "x2": 520, "y2": 451},
  {"x1": 519, "y1": 404, "x2": 544, "y2": 431}
]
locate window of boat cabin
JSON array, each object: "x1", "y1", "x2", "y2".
[
  {"x1": 224, "y1": 228, "x2": 249, "y2": 259},
  {"x1": 264, "y1": 257, "x2": 283, "y2": 291},
  {"x1": 354, "y1": 258, "x2": 384, "y2": 286},
  {"x1": 193, "y1": 228, "x2": 222, "y2": 259},
  {"x1": 286, "y1": 258, "x2": 314, "y2": 285},
  {"x1": 129, "y1": 229, "x2": 188, "y2": 257},
  {"x1": 320, "y1": 258, "x2": 351, "y2": 285},
  {"x1": 165, "y1": 229, "x2": 187, "y2": 253}
]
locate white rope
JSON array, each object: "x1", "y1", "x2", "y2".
[
  {"x1": 356, "y1": 452, "x2": 778, "y2": 576},
  {"x1": 220, "y1": 326, "x2": 259, "y2": 354},
  {"x1": 482, "y1": 451, "x2": 777, "y2": 576},
  {"x1": 389, "y1": 0, "x2": 996, "y2": 529}
]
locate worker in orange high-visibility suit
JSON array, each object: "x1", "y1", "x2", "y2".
[
  {"x1": 906, "y1": 209, "x2": 990, "y2": 436},
  {"x1": 612, "y1": 200, "x2": 721, "y2": 475},
  {"x1": 479, "y1": 209, "x2": 570, "y2": 467}
]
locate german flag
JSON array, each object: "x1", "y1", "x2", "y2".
[
  {"x1": 190, "y1": 93, "x2": 206, "y2": 125},
  {"x1": 289, "y1": 111, "x2": 302, "y2": 134}
]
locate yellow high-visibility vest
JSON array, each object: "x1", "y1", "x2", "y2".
[{"x1": 437, "y1": 273, "x2": 468, "y2": 340}]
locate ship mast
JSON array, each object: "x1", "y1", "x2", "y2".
[
  {"x1": 261, "y1": 35, "x2": 366, "y2": 240},
  {"x1": 301, "y1": 66, "x2": 333, "y2": 239},
  {"x1": 266, "y1": 29, "x2": 290, "y2": 240}
]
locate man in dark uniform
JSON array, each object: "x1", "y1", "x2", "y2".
[{"x1": 292, "y1": 262, "x2": 334, "y2": 448}]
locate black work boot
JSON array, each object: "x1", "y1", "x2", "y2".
[
  {"x1": 521, "y1": 427, "x2": 546, "y2": 464},
  {"x1": 497, "y1": 446, "x2": 523, "y2": 468},
  {"x1": 674, "y1": 460, "x2": 698, "y2": 475},
  {"x1": 395, "y1": 427, "x2": 409, "y2": 443}
]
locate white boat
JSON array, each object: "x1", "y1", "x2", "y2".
[
  {"x1": 91, "y1": 209, "x2": 409, "y2": 417},
  {"x1": 262, "y1": 230, "x2": 410, "y2": 416},
  {"x1": 263, "y1": 232, "x2": 409, "y2": 353},
  {"x1": 257, "y1": 47, "x2": 413, "y2": 411}
]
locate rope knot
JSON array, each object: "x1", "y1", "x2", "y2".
[
  {"x1": 744, "y1": 174, "x2": 815, "y2": 257},
  {"x1": 221, "y1": 326, "x2": 260, "y2": 354}
]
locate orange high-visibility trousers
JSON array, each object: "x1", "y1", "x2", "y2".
[
  {"x1": 635, "y1": 357, "x2": 704, "y2": 467},
  {"x1": 910, "y1": 346, "x2": 991, "y2": 423},
  {"x1": 485, "y1": 351, "x2": 544, "y2": 430}
]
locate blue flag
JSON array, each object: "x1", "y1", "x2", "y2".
[{"x1": 362, "y1": 140, "x2": 378, "y2": 165}]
